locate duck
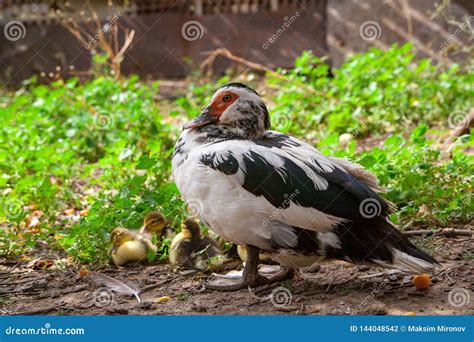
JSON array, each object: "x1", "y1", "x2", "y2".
[
  {"x1": 109, "y1": 227, "x2": 157, "y2": 266},
  {"x1": 171, "y1": 82, "x2": 441, "y2": 290},
  {"x1": 169, "y1": 218, "x2": 225, "y2": 271}
]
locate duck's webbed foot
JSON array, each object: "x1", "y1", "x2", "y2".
[{"x1": 206, "y1": 245, "x2": 293, "y2": 291}]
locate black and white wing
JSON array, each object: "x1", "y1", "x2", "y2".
[{"x1": 199, "y1": 131, "x2": 393, "y2": 232}]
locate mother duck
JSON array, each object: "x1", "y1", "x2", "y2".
[{"x1": 172, "y1": 82, "x2": 440, "y2": 290}]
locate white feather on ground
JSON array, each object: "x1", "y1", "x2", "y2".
[{"x1": 89, "y1": 272, "x2": 141, "y2": 303}]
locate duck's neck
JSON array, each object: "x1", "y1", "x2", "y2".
[{"x1": 172, "y1": 125, "x2": 266, "y2": 169}]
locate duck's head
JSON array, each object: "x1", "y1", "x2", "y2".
[
  {"x1": 143, "y1": 211, "x2": 167, "y2": 234},
  {"x1": 182, "y1": 218, "x2": 201, "y2": 239},
  {"x1": 184, "y1": 83, "x2": 270, "y2": 139},
  {"x1": 110, "y1": 228, "x2": 134, "y2": 246}
]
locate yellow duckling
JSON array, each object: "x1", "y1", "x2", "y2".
[
  {"x1": 237, "y1": 245, "x2": 276, "y2": 264},
  {"x1": 140, "y1": 211, "x2": 173, "y2": 240},
  {"x1": 169, "y1": 219, "x2": 225, "y2": 271},
  {"x1": 109, "y1": 227, "x2": 157, "y2": 266}
]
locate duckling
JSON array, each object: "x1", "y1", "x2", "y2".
[
  {"x1": 140, "y1": 211, "x2": 166, "y2": 237},
  {"x1": 237, "y1": 245, "x2": 276, "y2": 265},
  {"x1": 109, "y1": 227, "x2": 157, "y2": 266},
  {"x1": 140, "y1": 211, "x2": 174, "y2": 240},
  {"x1": 207, "y1": 231, "x2": 241, "y2": 259},
  {"x1": 169, "y1": 218, "x2": 225, "y2": 271}
]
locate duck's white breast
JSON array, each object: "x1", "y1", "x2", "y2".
[{"x1": 173, "y1": 147, "x2": 274, "y2": 250}]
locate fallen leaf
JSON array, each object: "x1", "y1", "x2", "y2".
[
  {"x1": 64, "y1": 208, "x2": 75, "y2": 215},
  {"x1": 28, "y1": 216, "x2": 40, "y2": 228},
  {"x1": 417, "y1": 204, "x2": 429, "y2": 217},
  {"x1": 79, "y1": 269, "x2": 90, "y2": 277}
]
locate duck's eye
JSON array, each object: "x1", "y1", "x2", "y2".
[{"x1": 222, "y1": 94, "x2": 232, "y2": 102}]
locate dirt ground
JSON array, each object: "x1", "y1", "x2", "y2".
[{"x1": 1, "y1": 225, "x2": 472, "y2": 316}]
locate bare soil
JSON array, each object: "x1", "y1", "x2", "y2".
[{"x1": 1, "y1": 230, "x2": 472, "y2": 316}]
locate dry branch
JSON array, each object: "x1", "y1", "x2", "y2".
[
  {"x1": 404, "y1": 228, "x2": 472, "y2": 237},
  {"x1": 200, "y1": 48, "x2": 337, "y2": 102}
]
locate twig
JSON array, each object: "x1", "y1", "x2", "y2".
[
  {"x1": 58, "y1": 284, "x2": 89, "y2": 295},
  {"x1": 59, "y1": 4, "x2": 133, "y2": 80},
  {"x1": 358, "y1": 270, "x2": 401, "y2": 280},
  {"x1": 116, "y1": 29, "x2": 135, "y2": 59},
  {"x1": 325, "y1": 277, "x2": 336, "y2": 293},
  {"x1": 200, "y1": 48, "x2": 273, "y2": 74},
  {"x1": 140, "y1": 275, "x2": 179, "y2": 294},
  {"x1": 200, "y1": 48, "x2": 337, "y2": 102},
  {"x1": 404, "y1": 228, "x2": 472, "y2": 237},
  {"x1": 390, "y1": 282, "x2": 416, "y2": 290},
  {"x1": 12, "y1": 303, "x2": 66, "y2": 316},
  {"x1": 275, "y1": 305, "x2": 301, "y2": 312}
]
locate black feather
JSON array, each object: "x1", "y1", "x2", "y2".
[
  {"x1": 219, "y1": 82, "x2": 259, "y2": 95},
  {"x1": 330, "y1": 217, "x2": 439, "y2": 266}
]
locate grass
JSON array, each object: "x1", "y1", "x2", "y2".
[{"x1": 0, "y1": 43, "x2": 472, "y2": 265}]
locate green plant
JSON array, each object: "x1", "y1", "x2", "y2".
[{"x1": 0, "y1": 43, "x2": 471, "y2": 265}]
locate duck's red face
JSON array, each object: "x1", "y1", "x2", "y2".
[
  {"x1": 184, "y1": 91, "x2": 239, "y2": 129},
  {"x1": 209, "y1": 91, "x2": 239, "y2": 116}
]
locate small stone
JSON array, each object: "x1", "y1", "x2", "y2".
[
  {"x1": 106, "y1": 308, "x2": 128, "y2": 315},
  {"x1": 339, "y1": 133, "x2": 353, "y2": 146},
  {"x1": 138, "y1": 301, "x2": 153, "y2": 310},
  {"x1": 304, "y1": 264, "x2": 321, "y2": 273},
  {"x1": 192, "y1": 304, "x2": 207, "y2": 313},
  {"x1": 370, "y1": 277, "x2": 384, "y2": 283}
]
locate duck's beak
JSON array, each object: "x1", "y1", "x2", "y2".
[{"x1": 184, "y1": 107, "x2": 218, "y2": 129}]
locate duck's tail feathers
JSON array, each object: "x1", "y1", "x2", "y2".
[{"x1": 328, "y1": 217, "x2": 441, "y2": 274}]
